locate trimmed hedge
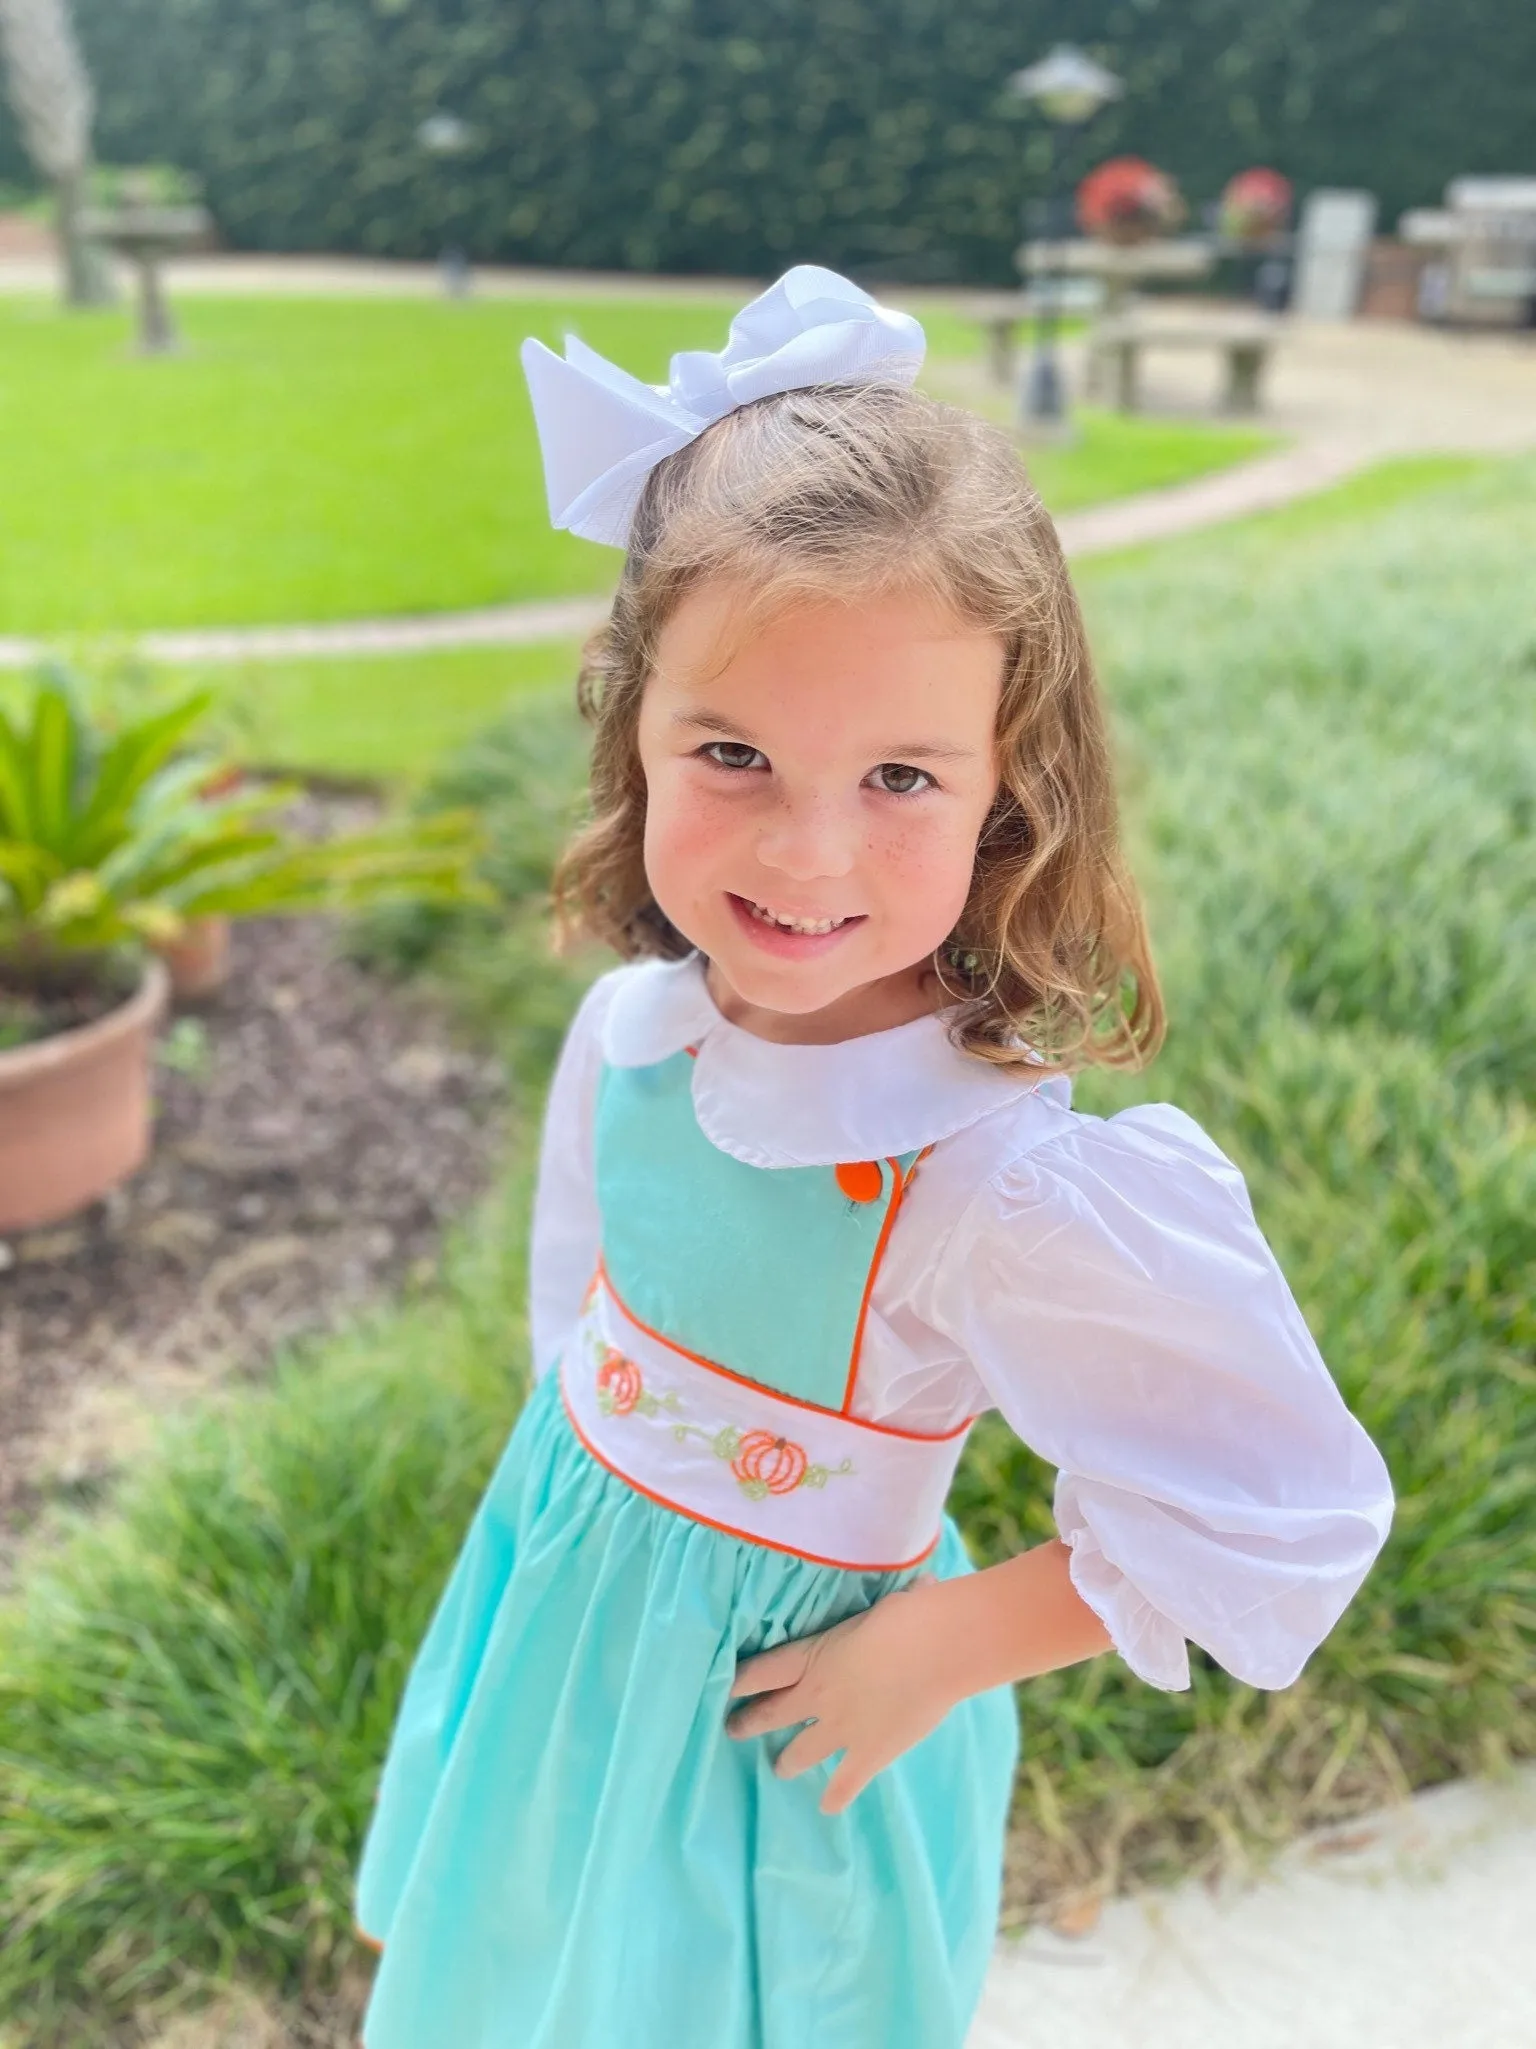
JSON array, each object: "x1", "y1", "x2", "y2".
[{"x1": 2, "y1": 0, "x2": 1533, "y2": 282}]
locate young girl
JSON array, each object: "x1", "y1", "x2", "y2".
[{"x1": 353, "y1": 266, "x2": 1394, "y2": 2049}]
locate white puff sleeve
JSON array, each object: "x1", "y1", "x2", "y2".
[
  {"x1": 526, "y1": 970, "x2": 623, "y2": 1379},
  {"x1": 928, "y1": 1103, "x2": 1395, "y2": 1692}
]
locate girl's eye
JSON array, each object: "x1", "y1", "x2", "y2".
[
  {"x1": 866, "y1": 762, "x2": 933, "y2": 796},
  {"x1": 701, "y1": 741, "x2": 768, "y2": 772}
]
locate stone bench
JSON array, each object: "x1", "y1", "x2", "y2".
[
  {"x1": 1087, "y1": 316, "x2": 1281, "y2": 414},
  {"x1": 963, "y1": 293, "x2": 1044, "y2": 385},
  {"x1": 965, "y1": 291, "x2": 1101, "y2": 386}
]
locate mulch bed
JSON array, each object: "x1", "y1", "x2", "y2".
[{"x1": 0, "y1": 912, "x2": 505, "y2": 1570}]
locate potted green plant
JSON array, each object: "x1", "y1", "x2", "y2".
[{"x1": 0, "y1": 668, "x2": 487, "y2": 1233}]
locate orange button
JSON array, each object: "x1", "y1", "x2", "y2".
[{"x1": 835, "y1": 1160, "x2": 884, "y2": 1204}]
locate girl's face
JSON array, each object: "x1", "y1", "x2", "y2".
[{"x1": 637, "y1": 581, "x2": 1004, "y2": 1039}]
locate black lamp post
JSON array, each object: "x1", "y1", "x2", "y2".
[
  {"x1": 417, "y1": 111, "x2": 474, "y2": 297},
  {"x1": 1008, "y1": 45, "x2": 1123, "y2": 429}
]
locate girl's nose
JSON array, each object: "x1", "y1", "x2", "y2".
[{"x1": 755, "y1": 797, "x2": 857, "y2": 881}]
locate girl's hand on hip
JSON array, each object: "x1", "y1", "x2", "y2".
[{"x1": 725, "y1": 1572, "x2": 961, "y2": 1815}]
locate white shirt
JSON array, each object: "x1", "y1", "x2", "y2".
[{"x1": 530, "y1": 955, "x2": 1395, "y2": 1695}]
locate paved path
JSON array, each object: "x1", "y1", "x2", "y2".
[
  {"x1": 3, "y1": 595, "x2": 622, "y2": 670},
  {"x1": 3, "y1": 259, "x2": 1534, "y2": 670},
  {"x1": 0, "y1": 251, "x2": 773, "y2": 301},
  {"x1": 969, "y1": 1766, "x2": 1536, "y2": 2049}
]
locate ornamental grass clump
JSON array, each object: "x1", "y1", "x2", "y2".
[{"x1": 0, "y1": 1178, "x2": 529, "y2": 2042}]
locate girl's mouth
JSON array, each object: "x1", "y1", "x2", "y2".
[{"x1": 726, "y1": 893, "x2": 866, "y2": 955}]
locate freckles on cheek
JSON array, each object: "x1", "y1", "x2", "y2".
[
  {"x1": 877, "y1": 815, "x2": 977, "y2": 925},
  {"x1": 644, "y1": 775, "x2": 732, "y2": 906}
]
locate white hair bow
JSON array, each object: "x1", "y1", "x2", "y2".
[{"x1": 519, "y1": 264, "x2": 926, "y2": 549}]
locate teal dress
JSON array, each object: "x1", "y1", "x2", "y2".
[{"x1": 354, "y1": 1041, "x2": 1021, "y2": 2048}]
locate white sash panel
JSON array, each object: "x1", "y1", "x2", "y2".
[{"x1": 557, "y1": 1273, "x2": 973, "y2": 1572}]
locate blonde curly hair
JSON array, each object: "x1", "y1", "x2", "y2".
[{"x1": 552, "y1": 379, "x2": 1163, "y2": 1076}]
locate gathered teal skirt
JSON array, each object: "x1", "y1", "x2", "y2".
[{"x1": 355, "y1": 1363, "x2": 1021, "y2": 2049}]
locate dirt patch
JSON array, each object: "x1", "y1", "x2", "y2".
[
  {"x1": 0, "y1": 912, "x2": 504, "y2": 1572},
  {"x1": 125, "y1": 1972, "x2": 372, "y2": 2049}
]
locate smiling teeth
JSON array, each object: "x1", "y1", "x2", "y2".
[{"x1": 747, "y1": 900, "x2": 851, "y2": 936}]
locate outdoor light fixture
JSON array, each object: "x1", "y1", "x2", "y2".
[
  {"x1": 416, "y1": 112, "x2": 475, "y2": 295},
  {"x1": 1009, "y1": 44, "x2": 1124, "y2": 428},
  {"x1": 416, "y1": 112, "x2": 472, "y2": 156},
  {"x1": 1009, "y1": 46, "x2": 1123, "y2": 127}
]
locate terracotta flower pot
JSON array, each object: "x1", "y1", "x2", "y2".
[
  {"x1": 160, "y1": 914, "x2": 231, "y2": 999},
  {"x1": 0, "y1": 959, "x2": 169, "y2": 1233}
]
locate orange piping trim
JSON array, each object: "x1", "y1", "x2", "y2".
[
  {"x1": 838, "y1": 1144, "x2": 935, "y2": 1416},
  {"x1": 559, "y1": 1374, "x2": 942, "y2": 1574},
  {"x1": 838, "y1": 1158, "x2": 906, "y2": 1415},
  {"x1": 596, "y1": 1256, "x2": 972, "y2": 1443},
  {"x1": 354, "y1": 1925, "x2": 383, "y2": 1954}
]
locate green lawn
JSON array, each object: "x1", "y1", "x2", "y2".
[
  {"x1": 0, "y1": 295, "x2": 687, "y2": 633},
  {"x1": 208, "y1": 639, "x2": 585, "y2": 782},
  {"x1": 1017, "y1": 404, "x2": 1273, "y2": 513},
  {"x1": 0, "y1": 640, "x2": 586, "y2": 788},
  {"x1": 0, "y1": 293, "x2": 1275, "y2": 636}
]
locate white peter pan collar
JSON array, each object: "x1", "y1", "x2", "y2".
[{"x1": 599, "y1": 954, "x2": 1068, "y2": 1169}]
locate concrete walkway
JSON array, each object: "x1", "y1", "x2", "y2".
[
  {"x1": 3, "y1": 256, "x2": 1535, "y2": 669},
  {"x1": 968, "y1": 1767, "x2": 1536, "y2": 2049},
  {"x1": 56, "y1": 594, "x2": 622, "y2": 669}
]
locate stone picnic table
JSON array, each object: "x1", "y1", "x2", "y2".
[{"x1": 977, "y1": 241, "x2": 1283, "y2": 417}]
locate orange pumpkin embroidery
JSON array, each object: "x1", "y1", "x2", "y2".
[
  {"x1": 595, "y1": 1346, "x2": 644, "y2": 1416},
  {"x1": 731, "y1": 1429, "x2": 809, "y2": 1495},
  {"x1": 582, "y1": 1314, "x2": 854, "y2": 1501}
]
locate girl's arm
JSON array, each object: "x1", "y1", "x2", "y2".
[
  {"x1": 919, "y1": 1536, "x2": 1114, "y2": 1694},
  {"x1": 527, "y1": 970, "x2": 622, "y2": 1379},
  {"x1": 730, "y1": 1099, "x2": 1393, "y2": 1814},
  {"x1": 925, "y1": 1101, "x2": 1395, "y2": 1695},
  {"x1": 727, "y1": 1538, "x2": 1111, "y2": 1815}
]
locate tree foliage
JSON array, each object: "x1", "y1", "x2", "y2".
[{"x1": 0, "y1": 0, "x2": 1530, "y2": 281}]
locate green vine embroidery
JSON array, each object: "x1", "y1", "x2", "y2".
[
  {"x1": 587, "y1": 1329, "x2": 855, "y2": 1500},
  {"x1": 671, "y1": 1422, "x2": 855, "y2": 1499}
]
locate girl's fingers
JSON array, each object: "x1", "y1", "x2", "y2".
[
  {"x1": 819, "y1": 1755, "x2": 872, "y2": 1815},
  {"x1": 774, "y1": 1719, "x2": 842, "y2": 1779},
  {"x1": 727, "y1": 1686, "x2": 813, "y2": 1739},
  {"x1": 728, "y1": 1642, "x2": 810, "y2": 1699}
]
